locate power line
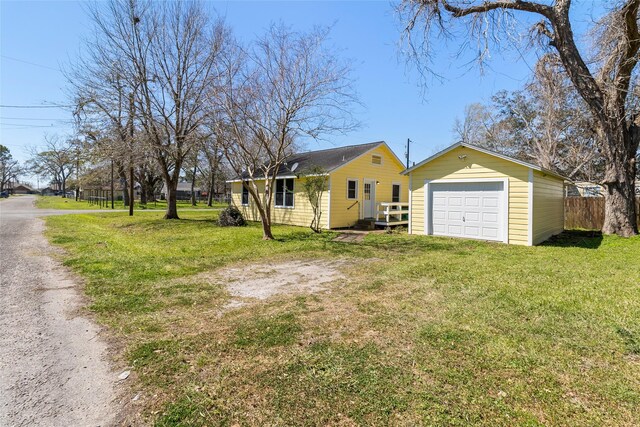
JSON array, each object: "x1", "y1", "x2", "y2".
[
  {"x1": 0, "y1": 117, "x2": 68, "y2": 121},
  {"x1": 0, "y1": 104, "x2": 73, "y2": 109},
  {"x1": 1, "y1": 55, "x2": 62, "y2": 72}
]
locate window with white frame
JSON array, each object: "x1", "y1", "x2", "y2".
[
  {"x1": 347, "y1": 179, "x2": 358, "y2": 199},
  {"x1": 275, "y1": 178, "x2": 294, "y2": 207},
  {"x1": 241, "y1": 183, "x2": 249, "y2": 205},
  {"x1": 392, "y1": 184, "x2": 401, "y2": 203}
]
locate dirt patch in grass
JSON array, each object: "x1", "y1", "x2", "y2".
[{"x1": 183, "y1": 258, "x2": 352, "y2": 310}]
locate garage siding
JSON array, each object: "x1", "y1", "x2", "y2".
[
  {"x1": 532, "y1": 171, "x2": 564, "y2": 244},
  {"x1": 231, "y1": 179, "x2": 329, "y2": 228},
  {"x1": 409, "y1": 146, "x2": 530, "y2": 245}
]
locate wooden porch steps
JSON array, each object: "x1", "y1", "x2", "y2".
[{"x1": 354, "y1": 219, "x2": 376, "y2": 231}]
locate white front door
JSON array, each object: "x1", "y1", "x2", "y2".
[
  {"x1": 363, "y1": 179, "x2": 376, "y2": 219},
  {"x1": 429, "y1": 182, "x2": 504, "y2": 241}
]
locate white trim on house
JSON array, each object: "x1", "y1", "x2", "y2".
[
  {"x1": 528, "y1": 168, "x2": 534, "y2": 246},
  {"x1": 346, "y1": 177, "x2": 359, "y2": 200},
  {"x1": 424, "y1": 177, "x2": 509, "y2": 244},
  {"x1": 274, "y1": 177, "x2": 295, "y2": 209},
  {"x1": 392, "y1": 181, "x2": 402, "y2": 203},
  {"x1": 326, "y1": 176, "x2": 332, "y2": 229},
  {"x1": 402, "y1": 142, "x2": 566, "y2": 180},
  {"x1": 363, "y1": 178, "x2": 377, "y2": 219},
  {"x1": 408, "y1": 172, "x2": 413, "y2": 234}
]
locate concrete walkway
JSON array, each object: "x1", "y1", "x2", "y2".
[{"x1": 0, "y1": 196, "x2": 119, "y2": 426}]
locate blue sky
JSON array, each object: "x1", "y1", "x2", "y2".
[{"x1": 1, "y1": 1, "x2": 598, "y2": 174}]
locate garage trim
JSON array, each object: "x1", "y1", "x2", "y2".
[
  {"x1": 424, "y1": 177, "x2": 509, "y2": 244},
  {"x1": 528, "y1": 169, "x2": 533, "y2": 246}
]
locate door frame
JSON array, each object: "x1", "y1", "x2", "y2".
[
  {"x1": 424, "y1": 178, "x2": 509, "y2": 243},
  {"x1": 362, "y1": 178, "x2": 377, "y2": 219}
]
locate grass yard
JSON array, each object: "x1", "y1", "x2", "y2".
[
  {"x1": 36, "y1": 195, "x2": 225, "y2": 211},
  {"x1": 44, "y1": 211, "x2": 640, "y2": 426}
]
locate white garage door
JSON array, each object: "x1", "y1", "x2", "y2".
[{"x1": 429, "y1": 182, "x2": 504, "y2": 242}]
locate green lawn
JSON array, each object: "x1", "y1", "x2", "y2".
[
  {"x1": 44, "y1": 211, "x2": 640, "y2": 426},
  {"x1": 35, "y1": 195, "x2": 225, "y2": 211}
]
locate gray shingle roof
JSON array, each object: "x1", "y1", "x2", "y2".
[{"x1": 236, "y1": 141, "x2": 385, "y2": 180}]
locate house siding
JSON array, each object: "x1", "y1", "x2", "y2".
[
  {"x1": 409, "y1": 146, "x2": 530, "y2": 245},
  {"x1": 329, "y1": 145, "x2": 408, "y2": 228},
  {"x1": 229, "y1": 143, "x2": 407, "y2": 230},
  {"x1": 231, "y1": 178, "x2": 329, "y2": 229},
  {"x1": 532, "y1": 171, "x2": 564, "y2": 245}
]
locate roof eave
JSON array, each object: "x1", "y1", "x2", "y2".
[{"x1": 401, "y1": 142, "x2": 567, "y2": 181}]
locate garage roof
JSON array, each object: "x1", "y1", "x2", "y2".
[{"x1": 402, "y1": 142, "x2": 567, "y2": 180}]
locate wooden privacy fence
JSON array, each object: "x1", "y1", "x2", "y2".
[{"x1": 565, "y1": 197, "x2": 640, "y2": 230}]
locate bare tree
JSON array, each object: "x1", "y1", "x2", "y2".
[
  {"x1": 400, "y1": 0, "x2": 640, "y2": 236},
  {"x1": 218, "y1": 24, "x2": 359, "y2": 240},
  {"x1": 301, "y1": 166, "x2": 328, "y2": 233},
  {"x1": 201, "y1": 134, "x2": 225, "y2": 206},
  {"x1": 455, "y1": 55, "x2": 602, "y2": 180},
  {"x1": 75, "y1": 0, "x2": 230, "y2": 219},
  {"x1": 28, "y1": 135, "x2": 76, "y2": 197},
  {"x1": 0, "y1": 145, "x2": 21, "y2": 192}
]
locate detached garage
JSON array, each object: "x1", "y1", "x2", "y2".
[{"x1": 403, "y1": 142, "x2": 565, "y2": 246}]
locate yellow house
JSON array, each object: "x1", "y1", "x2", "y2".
[
  {"x1": 229, "y1": 141, "x2": 409, "y2": 229},
  {"x1": 403, "y1": 142, "x2": 565, "y2": 246}
]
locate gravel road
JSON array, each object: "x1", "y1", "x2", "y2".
[{"x1": 0, "y1": 196, "x2": 119, "y2": 426}]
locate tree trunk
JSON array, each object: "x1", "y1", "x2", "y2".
[
  {"x1": 207, "y1": 170, "x2": 215, "y2": 207},
  {"x1": 163, "y1": 170, "x2": 181, "y2": 219},
  {"x1": 191, "y1": 165, "x2": 197, "y2": 206},
  {"x1": 601, "y1": 128, "x2": 638, "y2": 236},
  {"x1": 129, "y1": 166, "x2": 134, "y2": 217},
  {"x1": 140, "y1": 184, "x2": 147, "y2": 205},
  {"x1": 122, "y1": 176, "x2": 130, "y2": 207},
  {"x1": 164, "y1": 185, "x2": 179, "y2": 219},
  {"x1": 261, "y1": 216, "x2": 274, "y2": 240}
]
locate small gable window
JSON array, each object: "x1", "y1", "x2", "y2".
[
  {"x1": 275, "y1": 178, "x2": 294, "y2": 208},
  {"x1": 347, "y1": 179, "x2": 358, "y2": 199},
  {"x1": 372, "y1": 154, "x2": 382, "y2": 165},
  {"x1": 241, "y1": 183, "x2": 249, "y2": 206}
]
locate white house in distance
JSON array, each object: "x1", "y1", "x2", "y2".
[{"x1": 403, "y1": 142, "x2": 566, "y2": 246}]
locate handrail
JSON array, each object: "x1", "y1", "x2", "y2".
[
  {"x1": 347, "y1": 200, "x2": 359, "y2": 210},
  {"x1": 376, "y1": 201, "x2": 409, "y2": 223}
]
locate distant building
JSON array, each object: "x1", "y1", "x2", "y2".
[
  {"x1": 161, "y1": 182, "x2": 202, "y2": 201},
  {"x1": 12, "y1": 184, "x2": 36, "y2": 195},
  {"x1": 566, "y1": 181, "x2": 640, "y2": 197}
]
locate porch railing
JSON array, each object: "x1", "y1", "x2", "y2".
[{"x1": 375, "y1": 202, "x2": 409, "y2": 226}]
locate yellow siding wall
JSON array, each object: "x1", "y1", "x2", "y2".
[
  {"x1": 532, "y1": 171, "x2": 564, "y2": 244},
  {"x1": 409, "y1": 146, "x2": 530, "y2": 245},
  {"x1": 329, "y1": 145, "x2": 408, "y2": 228},
  {"x1": 230, "y1": 178, "x2": 329, "y2": 229}
]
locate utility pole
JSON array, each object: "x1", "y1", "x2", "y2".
[
  {"x1": 405, "y1": 138, "x2": 412, "y2": 169},
  {"x1": 75, "y1": 145, "x2": 80, "y2": 201}
]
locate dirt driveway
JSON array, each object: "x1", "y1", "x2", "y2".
[{"x1": 0, "y1": 196, "x2": 119, "y2": 426}]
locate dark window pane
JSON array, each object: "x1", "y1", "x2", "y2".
[
  {"x1": 242, "y1": 184, "x2": 249, "y2": 205},
  {"x1": 392, "y1": 184, "x2": 400, "y2": 203},
  {"x1": 285, "y1": 192, "x2": 294, "y2": 207},
  {"x1": 348, "y1": 180, "x2": 357, "y2": 199},
  {"x1": 275, "y1": 192, "x2": 283, "y2": 206}
]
